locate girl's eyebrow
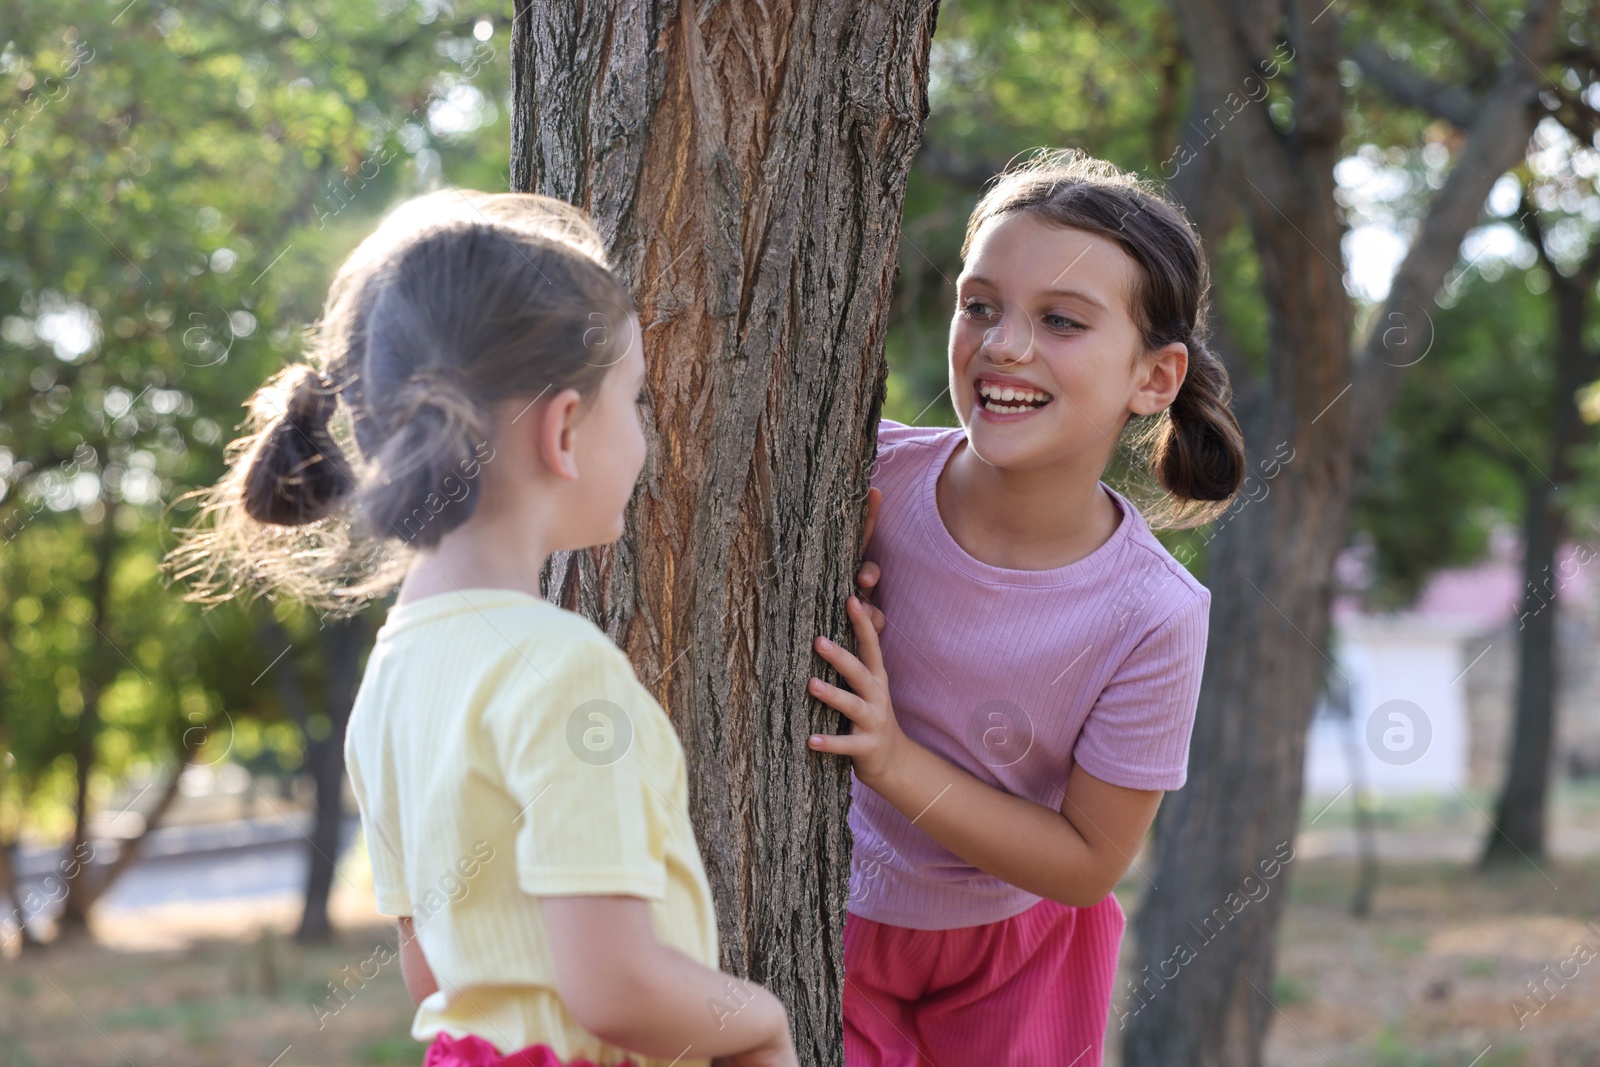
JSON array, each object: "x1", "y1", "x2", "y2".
[{"x1": 958, "y1": 274, "x2": 1108, "y2": 312}]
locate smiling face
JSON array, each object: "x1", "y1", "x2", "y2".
[{"x1": 949, "y1": 211, "x2": 1186, "y2": 475}]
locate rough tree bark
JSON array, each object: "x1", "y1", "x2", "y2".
[
  {"x1": 1124, "y1": 1, "x2": 1561, "y2": 1063},
  {"x1": 510, "y1": 4, "x2": 937, "y2": 1062}
]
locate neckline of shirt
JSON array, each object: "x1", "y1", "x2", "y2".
[
  {"x1": 920, "y1": 427, "x2": 1135, "y2": 588},
  {"x1": 379, "y1": 586, "x2": 565, "y2": 637}
]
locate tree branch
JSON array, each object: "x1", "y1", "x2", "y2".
[
  {"x1": 1515, "y1": 185, "x2": 1554, "y2": 275},
  {"x1": 1288, "y1": 0, "x2": 1350, "y2": 147},
  {"x1": 1430, "y1": 0, "x2": 1502, "y2": 71},
  {"x1": 1169, "y1": 0, "x2": 1292, "y2": 206},
  {"x1": 1349, "y1": 40, "x2": 1483, "y2": 126},
  {"x1": 1352, "y1": 0, "x2": 1563, "y2": 444},
  {"x1": 81, "y1": 727, "x2": 207, "y2": 908}
]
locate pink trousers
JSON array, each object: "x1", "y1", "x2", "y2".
[
  {"x1": 423, "y1": 1032, "x2": 637, "y2": 1067},
  {"x1": 842, "y1": 893, "x2": 1125, "y2": 1067}
]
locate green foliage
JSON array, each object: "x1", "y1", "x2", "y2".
[
  {"x1": 362, "y1": 1029, "x2": 427, "y2": 1065},
  {"x1": 1352, "y1": 269, "x2": 1551, "y2": 609},
  {"x1": 0, "y1": 0, "x2": 511, "y2": 845},
  {"x1": 1270, "y1": 973, "x2": 1311, "y2": 1007}
]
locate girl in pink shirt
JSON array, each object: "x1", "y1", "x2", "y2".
[{"x1": 806, "y1": 150, "x2": 1247, "y2": 1065}]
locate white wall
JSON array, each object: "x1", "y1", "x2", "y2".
[{"x1": 1304, "y1": 617, "x2": 1475, "y2": 797}]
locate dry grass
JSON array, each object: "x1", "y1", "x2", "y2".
[
  {"x1": 1105, "y1": 785, "x2": 1600, "y2": 1067},
  {"x1": 0, "y1": 889, "x2": 417, "y2": 1067},
  {"x1": 2, "y1": 831, "x2": 1597, "y2": 1065},
  {"x1": 1255, "y1": 857, "x2": 1600, "y2": 1067}
]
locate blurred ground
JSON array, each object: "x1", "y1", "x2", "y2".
[
  {"x1": 0, "y1": 886, "x2": 416, "y2": 1067},
  {"x1": 1106, "y1": 782, "x2": 1600, "y2": 1067},
  {"x1": 1, "y1": 786, "x2": 1597, "y2": 1066}
]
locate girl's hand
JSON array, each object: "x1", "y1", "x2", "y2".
[
  {"x1": 807, "y1": 594, "x2": 906, "y2": 790},
  {"x1": 856, "y1": 487, "x2": 885, "y2": 634}
]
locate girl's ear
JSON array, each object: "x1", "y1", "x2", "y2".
[
  {"x1": 535, "y1": 388, "x2": 584, "y2": 482},
  {"x1": 1129, "y1": 341, "x2": 1189, "y2": 417}
]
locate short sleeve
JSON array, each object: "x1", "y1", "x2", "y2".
[
  {"x1": 1071, "y1": 589, "x2": 1211, "y2": 791},
  {"x1": 482, "y1": 637, "x2": 669, "y2": 900},
  {"x1": 876, "y1": 417, "x2": 915, "y2": 445},
  {"x1": 870, "y1": 418, "x2": 917, "y2": 484},
  {"x1": 343, "y1": 737, "x2": 412, "y2": 916}
]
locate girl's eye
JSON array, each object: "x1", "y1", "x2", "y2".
[
  {"x1": 959, "y1": 299, "x2": 995, "y2": 318},
  {"x1": 1044, "y1": 313, "x2": 1083, "y2": 332}
]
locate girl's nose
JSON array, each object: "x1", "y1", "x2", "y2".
[{"x1": 981, "y1": 319, "x2": 1029, "y2": 366}]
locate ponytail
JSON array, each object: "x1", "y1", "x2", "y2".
[{"x1": 1142, "y1": 335, "x2": 1246, "y2": 527}]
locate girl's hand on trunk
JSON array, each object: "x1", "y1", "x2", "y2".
[
  {"x1": 807, "y1": 594, "x2": 906, "y2": 790},
  {"x1": 856, "y1": 487, "x2": 885, "y2": 634}
]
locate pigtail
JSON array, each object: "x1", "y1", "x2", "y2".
[
  {"x1": 1147, "y1": 336, "x2": 1246, "y2": 522},
  {"x1": 240, "y1": 364, "x2": 355, "y2": 526},
  {"x1": 357, "y1": 367, "x2": 491, "y2": 548}
]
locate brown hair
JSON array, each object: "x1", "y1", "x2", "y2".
[
  {"x1": 962, "y1": 149, "x2": 1246, "y2": 529},
  {"x1": 165, "y1": 190, "x2": 638, "y2": 613}
]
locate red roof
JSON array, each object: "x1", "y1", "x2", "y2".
[{"x1": 1330, "y1": 523, "x2": 1600, "y2": 630}]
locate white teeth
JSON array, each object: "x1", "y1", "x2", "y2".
[{"x1": 978, "y1": 381, "x2": 1050, "y2": 404}]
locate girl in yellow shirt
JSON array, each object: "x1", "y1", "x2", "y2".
[{"x1": 168, "y1": 190, "x2": 797, "y2": 1067}]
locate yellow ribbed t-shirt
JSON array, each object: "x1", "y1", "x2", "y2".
[{"x1": 343, "y1": 587, "x2": 720, "y2": 1066}]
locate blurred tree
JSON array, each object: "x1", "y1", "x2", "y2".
[
  {"x1": 1120, "y1": 1, "x2": 1567, "y2": 1063},
  {"x1": 1346, "y1": 18, "x2": 1600, "y2": 862},
  {"x1": 0, "y1": 0, "x2": 512, "y2": 946},
  {"x1": 1351, "y1": 268, "x2": 1548, "y2": 611},
  {"x1": 1486, "y1": 153, "x2": 1600, "y2": 865}
]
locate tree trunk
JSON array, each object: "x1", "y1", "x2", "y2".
[
  {"x1": 52, "y1": 502, "x2": 212, "y2": 933},
  {"x1": 1483, "y1": 251, "x2": 1596, "y2": 864},
  {"x1": 0, "y1": 832, "x2": 45, "y2": 950},
  {"x1": 70, "y1": 728, "x2": 206, "y2": 914},
  {"x1": 511, "y1": 3, "x2": 937, "y2": 1061},
  {"x1": 0, "y1": 595, "x2": 35, "y2": 952},
  {"x1": 57, "y1": 505, "x2": 120, "y2": 938},
  {"x1": 1124, "y1": 1, "x2": 1559, "y2": 1063},
  {"x1": 1486, "y1": 478, "x2": 1565, "y2": 862},
  {"x1": 296, "y1": 614, "x2": 370, "y2": 944}
]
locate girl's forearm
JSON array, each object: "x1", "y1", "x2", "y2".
[
  {"x1": 596, "y1": 944, "x2": 790, "y2": 1060},
  {"x1": 397, "y1": 918, "x2": 439, "y2": 1005},
  {"x1": 871, "y1": 740, "x2": 1112, "y2": 907}
]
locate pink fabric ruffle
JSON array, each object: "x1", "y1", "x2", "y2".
[{"x1": 422, "y1": 1031, "x2": 639, "y2": 1067}]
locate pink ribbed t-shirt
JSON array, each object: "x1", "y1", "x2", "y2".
[{"x1": 846, "y1": 419, "x2": 1212, "y2": 929}]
